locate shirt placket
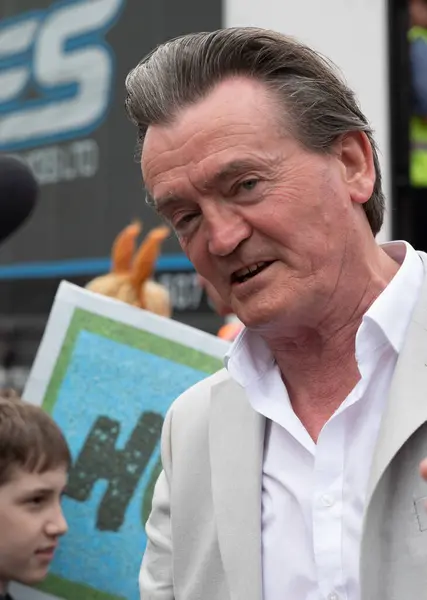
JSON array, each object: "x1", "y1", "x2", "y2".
[{"x1": 312, "y1": 414, "x2": 346, "y2": 600}]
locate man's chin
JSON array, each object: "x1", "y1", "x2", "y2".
[{"x1": 234, "y1": 306, "x2": 277, "y2": 330}]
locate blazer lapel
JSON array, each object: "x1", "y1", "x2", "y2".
[
  {"x1": 209, "y1": 377, "x2": 265, "y2": 600},
  {"x1": 366, "y1": 252, "x2": 427, "y2": 501}
]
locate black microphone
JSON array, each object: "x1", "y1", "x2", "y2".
[{"x1": 0, "y1": 155, "x2": 39, "y2": 244}]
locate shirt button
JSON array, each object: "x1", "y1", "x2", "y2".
[
  {"x1": 328, "y1": 593, "x2": 339, "y2": 600},
  {"x1": 320, "y1": 493, "x2": 335, "y2": 507}
]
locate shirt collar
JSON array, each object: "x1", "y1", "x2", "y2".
[
  {"x1": 225, "y1": 241, "x2": 424, "y2": 386},
  {"x1": 362, "y1": 241, "x2": 424, "y2": 354}
]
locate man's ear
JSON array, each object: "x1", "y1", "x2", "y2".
[{"x1": 334, "y1": 131, "x2": 376, "y2": 205}]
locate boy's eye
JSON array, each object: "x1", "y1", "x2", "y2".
[{"x1": 27, "y1": 495, "x2": 46, "y2": 505}]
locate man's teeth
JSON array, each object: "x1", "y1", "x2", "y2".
[{"x1": 234, "y1": 262, "x2": 270, "y2": 282}]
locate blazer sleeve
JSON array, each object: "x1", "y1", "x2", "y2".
[{"x1": 139, "y1": 407, "x2": 175, "y2": 600}]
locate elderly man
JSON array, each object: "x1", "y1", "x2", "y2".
[{"x1": 125, "y1": 28, "x2": 427, "y2": 600}]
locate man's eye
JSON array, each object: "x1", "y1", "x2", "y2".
[
  {"x1": 179, "y1": 214, "x2": 196, "y2": 224},
  {"x1": 239, "y1": 179, "x2": 259, "y2": 192},
  {"x1": 174, "y1": 212, "x2": 199, "y2": 230}
]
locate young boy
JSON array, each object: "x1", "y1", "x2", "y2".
[{"x1": 0, "y1": 391, "x2": 71, "y2": 599}]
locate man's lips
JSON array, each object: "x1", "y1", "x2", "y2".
[{"x1": 231, "y1": 261, "x2": 276, "y2": 284}]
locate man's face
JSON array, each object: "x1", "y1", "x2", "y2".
[
  {"x1": 142, "y1": 77, "x2": 374, "y2": 330},
  {"x1": 0, "y1": 466, "x2": 68, "y2": 590}
]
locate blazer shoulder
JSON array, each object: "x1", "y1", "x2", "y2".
[
  {"x1": 172, "y1": 367, "x2": 231, "y2": 415},
  {"x1": 165, "y1": 368, "x2": 236, "y2": 438}
]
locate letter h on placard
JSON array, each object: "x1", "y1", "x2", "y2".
[{"x1": 65, "y1": 412, "x2": 163, "y2": 531}]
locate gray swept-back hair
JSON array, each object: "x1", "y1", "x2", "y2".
[{"x1": 125, "y1": 27, "x2": 384, "y2": 235}]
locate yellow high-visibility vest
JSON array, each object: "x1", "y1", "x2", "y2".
[{"x1": 409, "y1": 26, "x2": 427, "y2": 187}]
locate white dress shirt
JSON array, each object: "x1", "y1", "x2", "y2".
[{"x1": 225, "y1": 242, "x2": 424, "y2": 600}]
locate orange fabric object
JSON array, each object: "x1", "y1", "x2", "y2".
[
  {"x1": 85, "y1": 222, "x2": 172, "y2": 318},
  {"x1": 130, "y1": 226, "x2": 170, "y2": 289},
  {"x1": 112, "y1": 221, "x2": 142, "y2": 274},
  {"x1": 217, "y1": 321, "x2": 244, "y2": 342}
]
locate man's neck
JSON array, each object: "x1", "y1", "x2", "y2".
[
  {"x1": 274, "y1": 328, "x2": 362, "y2": 441},
  {"x1": 258, "y1": 245, "x2": 400, "y2": 440}
]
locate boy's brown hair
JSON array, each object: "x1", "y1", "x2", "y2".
[{"x1": 0, "y1": 390, "x2": 71, "y2": 486}]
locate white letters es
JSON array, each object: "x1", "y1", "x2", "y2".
[{"x1": 0, "y1": 0, "x2": 125, "y2": 151}]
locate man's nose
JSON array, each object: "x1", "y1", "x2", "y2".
[
  {"x1": 46, "y1": 504, "x2": 68, "y2": 537},
  {"x1": 206, "y1": 206, "x2": 252, "y2": 256}
]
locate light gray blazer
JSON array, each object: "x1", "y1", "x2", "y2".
[{"x1": 140, "y1": 255, "x2": 427, "y2": 600}]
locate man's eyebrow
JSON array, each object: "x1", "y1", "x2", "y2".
[
  {"x1": 147, "y1": 191, "x2": 186, "y2": 215},
  {"x1": 207, "y1": 160, "x2": 260, "y2": 186},
  {"x1": 147, "y1": 159, "x2": 261, "y2": 212}
]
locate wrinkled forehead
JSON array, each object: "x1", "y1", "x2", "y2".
[{"x1": 141, "y1": 78, "x2": 284, "y2": 194}]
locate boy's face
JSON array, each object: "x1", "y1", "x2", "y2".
[{"x1": 0, "y1": 466, "x2": 68, "y2": 590}]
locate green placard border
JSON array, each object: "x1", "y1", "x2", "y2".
[
  {"x1": 35, "y1": 307, "x2": 222, "y2": 599},
  {"x1": 42, "y1": 307, "x2": 223, "y2": 415}
]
